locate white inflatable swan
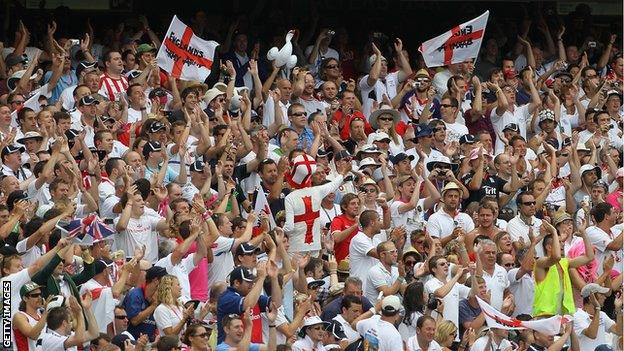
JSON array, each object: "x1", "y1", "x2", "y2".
[{"x1": 267, "y1": 30, "x2": 298, "y2": 69}]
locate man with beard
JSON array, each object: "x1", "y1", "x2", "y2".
[
  {"x1": 427, "y1": 182, "x2": 475, "y2": 247},
  {"x1": 292, "y1": 71, "x2": 325, "y2": 117}
]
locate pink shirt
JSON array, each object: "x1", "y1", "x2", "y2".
[
  {"x1": 606, "y1": 189, "x2": 622, "y2": 211},
  {"x1": 186, "y1": 241, "x2": 209, "y2": 301}
]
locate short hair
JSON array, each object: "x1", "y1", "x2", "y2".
[
  {"x1": 155, "y1": 336, "x2": 179, "y2": 351},
  {"x1": 212, "y1": 124, "x2": 228, "y2": 137},
  {"x1": 17, "y1": 107, "x2": 34, "y2": 122},
  {"x1": 304, "y1": 257, "x2": 323, "y2": 275},
  {"x1": 287, "y1": 102, "x2": 305, "y2": 116},
  {"x1": 515, "y1": 191, "x2": 533, "y2": 206},
  {"x1": 341, "y1": 294, "x2": 363, "y2": 311},
  {"x1": 180, "y1": 87, "x2": 199, "y2": 100},
  {"x1": 223, "y1": 314, "x2": 242, "y2": 329},
  {"x1": 94, "y1": 130, "x2": 112, "y2": 146},
  {"x1": 359, "y1": 209, "x2": 378, "y2": 228},
  {"x1": 257, "y1": 158, "x2": 276, "y2": 174},
  {"x1": 340, "y1": 193, "x2": 359, "y2": 211},
  {"x1": 183, "y1": 324, "x2": 207, "y2": 346},
  {"x1": 344, "y1": 276, "x2": 363, "y2": 288},
  {"x1": 509, "y1": 135, "x2": 526, "y2": 147},
  {"x1": 446, "y1": 75, "x2": 465, "y2": 92},
  {"x1": 441, "y1": 96, "x2": 459, "y2": 108},
  {"x1": 49, "y1": 178, "x2": 69, "y2": 193},
  {"x1": 126, "y1": 83, "x2": 143, "y2": 96},
  {"x1": 47, "y1": 307, "x2": 70, "y2": 330},
  {"x1": 477, "y1": 239, "x2": 496, "y2": 253},
  {"x1": 105, "y1": 157, "x2": 123, "y2": 176},
  {"x1": 231, "y1": 216, "x2": 247, "y2": 230},
  {"x1": 591, "y1": 202, "x2": 613, "y2": 223},
  {"x1": 428, "y1": 254, "x2": 444, "y2": 272},
  {"x1": 416, "y1": 315, "x2": 435, "y2": 329},
  {"x1": 72, "y1": 84, "x2": 89, "y2": 98},
  {"x1": 104, "y1": 51, "x2": 120, "y2": 63}
]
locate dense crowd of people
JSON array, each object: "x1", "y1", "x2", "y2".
[{"x1": 0, "y1": 3, "x2": 622, "y2": 351}]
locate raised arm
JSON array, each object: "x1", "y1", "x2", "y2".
[{"x1": 367, "y1": 43, "x2": 382, "y2": 87}]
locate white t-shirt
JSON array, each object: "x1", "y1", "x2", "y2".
[
  {"x1": 359, "y1": 71, "x2": 400, "y2": 117},
  {"x1": 482, "y1": 264, "x2": 510, "y2": 310},
  {"x1": 390, "y1": 199, "x2": 427, "y2": 250},
  {"x1": 406, "y1": 336, "x2": 443, "y2": 351},
  {"x1": 208, "y1": 236, "x2": 236, "y2": 284},
  {"x1": 15, "y1": 240, "x2": 44, "y2": 267},
  {"x1": 349, "y1": 232, "x2": 379, "y2": 285},
  {"x1": 156, "y1": 253, "x2": 197, "y2": 303},
  {"x1": 154, "y1": 304, "x2": 185, "y2": 335},
  {"x1": 79, "y1": 279, "x2": 117, "y2": 333},
  {"x1": 365, "y1": 262, "x2": 399, "y2": 304},
  {"x1": 444, "y1": 121, "x2": 470, "y2": 144},
  {"x1": 356, "y1": 315, "x2": 404, "y2": 351},
  {"x1": 585, "y1": 225, "x2": 622, "y2": 274},
  {"x1": 113, "y1": 213, "x2": 164, "y2": 263},
  {"x1": 333, "y1": 314, "x2": 360, "y2": 343},
  {"x1": 39, "y1": 329, "x2": 77, "y2": 351},
  {"x1": 426, "y1": 209, "x2": 475, "y2": 240},
  {"x1": 507, "y1": 268, "x2": 534, "y2": 317},
  {"x1": 470, "y1": 335, "x2": 512, "y2": 351},
  {"x1": 424, "y1": 277, "x2": 470, "y2": 333},
  {"x1": 573, "y1": 309, "x2": 616, "y2": 351},
  {"x1": 490, "y1": 104, "x2": 531, "y2": 154},
  {"x1": 506, "y1": 216, "x2": 544, "y2": 257}
]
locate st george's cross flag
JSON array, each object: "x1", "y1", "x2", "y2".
[
  {"x1": 253, "y1": 188, "x2": 277, "y2": 230},
  {"x1": 156, "y1": 15, "x2": 218, "y2": 81},
  {"x1": 476, "y1": 297, "x2": 571, "y2": 335},
  {"x1": 419, "y1": 11, "x2": 489, "y2": 67}
]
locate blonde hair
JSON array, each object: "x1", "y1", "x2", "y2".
[
  {"x1": 434, "y1": 320, "x2": 457, "y2": 346},
  {"x1": 156, "y1": 275, "x2": 180, "y2": 306}
]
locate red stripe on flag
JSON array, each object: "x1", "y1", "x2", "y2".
[
  {"x1": 166, "y1": 27, "x2": 214, "y2": 78},
  {"x1": 443, "y1": 25, "x2": 484, "y2": 65}
]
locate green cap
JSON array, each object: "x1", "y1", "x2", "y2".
[
  {"x1": 20, "y1": 282, "x2": 42, "y2": 298},
  {"x1": 136, "y1": 43, "x2": 157, "y2": 55}
]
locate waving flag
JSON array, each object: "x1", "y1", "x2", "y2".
[
  {"x1": 57, "y1": 214, "x2": 115, "y2": 245},
  {"x1": 476, "y1": 297, "x2": 570, "y2": 335},
  {"x1": 253, "y1": 188, "x2": 277, "y2": 230},
  {"x1": 419, "y1": 11, "x2": 489, "y2": 67},
  {"x1": 157, "y1": 15, "x2": 219, "y2": 81}
]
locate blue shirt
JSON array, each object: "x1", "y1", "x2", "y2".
[
  {"x1": 122, "y1": 287, "x2": 157, "y2": 341},
  {"x1": 144, "y1": 164, "x2": 179, "y2": 185},
  {"x1": 296, "y1": 126, "x2": 316, "y2": 152},
  {"x1": 43, "y1": 70, "x2": 77, "y2": 103},
  {"x1": 216, "y1": 286, "x2": 270, "y2": 344},
  {"x1": 216, "y1": 343, "x2": 261, "y2": 351}
]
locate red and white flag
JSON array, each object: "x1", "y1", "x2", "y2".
[
  {"x1": 418, "y1": 11, "x2": 489, "y2": 67},
  {"x1": 476, "y1": 297, "x2": 570, "y2": 336},
  {"x1": 254, "y1": 188, "x2": 277, "y2": 229},
  {"x1": 156, "y1": 15, "x2": 218, "y2": 81}
]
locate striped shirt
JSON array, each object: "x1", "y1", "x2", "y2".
[{"x1": 98, "y1": 72, "x2": 129, "y2": 101}]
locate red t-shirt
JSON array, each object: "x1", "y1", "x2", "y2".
[{"x1": 330, "y1": 214, "x2": 358, "y2": 261}]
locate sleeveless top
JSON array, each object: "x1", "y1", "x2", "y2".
[
  {"x1": 532, "y1": 257, "x2": 575, "y2": 316},
  {"x1": 14, "y1": 310, "x2": 41, "y2": 351}
]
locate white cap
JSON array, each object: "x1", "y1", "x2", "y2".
[{"x1": 580, "y1": 283, "x2": 610, "y2": 298}]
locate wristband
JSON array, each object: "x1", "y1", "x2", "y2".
[
  {"x1": 202, "y1": 210, "x2": 213, "y2": 221},
  {"x1": 397, "y1": 276, "x2": 406, "y2": 283},
  {"x1": 269, "y1": 325, "x2": 276, "y2": 328},
  {"x1": 369, "y1": 307, "x2": 376, "y2": 315}
]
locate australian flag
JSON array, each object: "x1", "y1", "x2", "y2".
[{"x1": 58, "y1": 214, "x2": 115, "y2": 245}]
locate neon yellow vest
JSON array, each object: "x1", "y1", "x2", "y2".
[{"x1": 532, "y1": 257, "x2": 576, "y2": 316}]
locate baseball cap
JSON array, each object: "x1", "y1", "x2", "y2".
[
  {"x1": 392, "y1": 152, "x2": 415, "y2": 164},
  {"x1": 7, "y1": 70, "x2": 37, "y2": 92},
  {"x1": 503, "y1": 123, "x2": 520, "y2": 133},
  {"x1": 368, "y1": 54, "x2": 387, "y2": 68},
  {"x1": 136, "y1": 43, "x2": 157, "y2": 55},
  {"x1": 306, "y1": 277, "x2": 325, "y2": 290},
  {"x1": 580, "y1": 283, "x2": 610, "y2": 298},
  {"x1": 359, "y1": 157, "x2": 380, "y2": 168},
  {"x1": 229, "y1": 266, "x2": 257, "y2": 284},
  {"x1": 371, "y1": 131, "x2": 391, "y2": 143},
  {"x1": 396, "y1": 175, "x2": 416, "y2": 186},
  {"x1": 414, "y1": 69, "x2": 430, "y2": 79},
  {"x1": 580, "y1": 164, "x2": 602, "y2": 179},
  {"x1": 149, "y1": 87, "x2": 167, "y2": 99},
  {"x1": 538, "y1": 109, "x2": 556, "y2": 124},
  {"x1": 458, "y1": 134, "x2": 476, "y2": 145},
  {"x1": 46, "y1": 295, "x2": 67, "y2": 311},
  {"x1": 325, "y1": 320, "x2": 348, "y2": 340},
  {"x1": 76, "y1": 61, "x2": 98, "y2": 76},
  {"x1": 381, "y1": 295, "x2": 402, "y2": 315},
  {"x1": 148, "y1": 121, "x2": 166, "y2": 133},
  {"x1": 79, "y1": 95, "x2": 100, "y2": 107},
  {"x1": 111, "y1": 333, "x2": 137, "y2": 350},
  {"x1": 236, "y1": 242, "x2": 261, "y2": 256},
  {"x1": 142, "y1": 141, "x2": 163, "y2": 158},
  {"x1": 126, "y1": 70, "x2": 142, "y2": 80},
  {"x1": 19, "y1": 282, "x2": 42, "y2": 298},
  {"x1": 355, "y1": 144, "x2": 382, "y2": 158},
  {"x1": 94, "y1": 258, "x2": 113, "y2": 275},
  {"x1": 5, "y1": 53, "x2": 28, "y2": 68},
  {"x1": 145, "y1": 266, "x2": 167, "y2": 282},
  {"x1": 483, "y1": 90, "x2": 497, "y2": 103},
  {"x1": 190, "y1": 160, "x2": 206, "y2": 172},
  {"x1": 2, "y1": 144, "x2": 26, "y2": 159},
  {"x1": 415, "y1": 124, "x2": 433, "y2": 138},
  {"x1": 0, "y1": 244, "x2": 23, "y2": 256},
  {"x1": 65, "y1": 129, "x2": 80, "y2": 140},
  {"x1": 334, "y1": 149, "x2": 352, "y2": 162},
  {"x1": 6, "y1": 190, "x2": 29, "y2": 212}
]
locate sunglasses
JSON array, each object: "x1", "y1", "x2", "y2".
[
  {"x1": 504, "y1": 263, "x2": 515, "y2": 268},
  {"x1": 11, "y1": 100, "x2": 25, "y2": 104},
  {"x1": 435, "y1": 165, "x2": 451, "y2": 170},
  {"x1": 382, "y1": 249, "x2": 398, "y2": 254},
  {"x1": 360, "y1": 188, "x2": 377, "y2": 193},
  {"x1": 193, "y1": 332, "x2": 210, "y2": 338},
  {"x1": 325, "y1": 64, "x2": 339, "y2": 69},
  {"x1": 115, "y1": 315, "x2": 128, "y2": 320},
  {"x1": 440, "y1": 104, "x2": 456, "y2": 108},
  {"x1": 378, "y1": 117, "x2": 394, "y2": 122},
  {"x1": 290, "y1": 112, "x2": 307, "y2": 117},
  {"x1": 404, "y1": 260, "x2": 416, "y2": 266},
  {"x1": 522, "y1": 201, "x2": 536, "y2": 206},
  {"x1": 27, "y1": 293, "x2": 41, "y2": 298}
]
